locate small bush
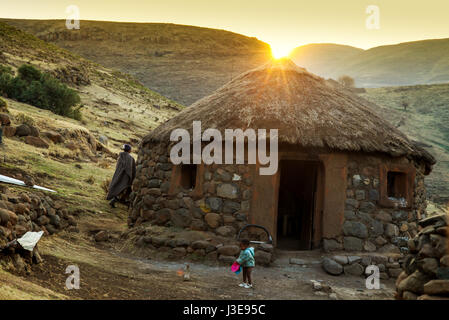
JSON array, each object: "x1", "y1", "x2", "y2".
[
  {"x1": 338, "y1": 75, "x2": 355, "y2": 88},
  {"x1": 0, "y1": 64, "x2": 81, "y2": 120},
  {"x1": 15, "y1": 112, "x2": 36, "y2": 126},
  {"x1": 85, "y1": 175, "x2": 95, "y2": 185},
  {"x1": 0, "y1": 97, "x2": 7, "y2": 112}
]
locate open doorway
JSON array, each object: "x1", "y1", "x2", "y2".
[{"x1": 276, "y1": 160, "x2": 319, "y2": 250}]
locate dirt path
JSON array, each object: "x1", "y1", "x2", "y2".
[{"x1": 2, "y1": 210, "x2": 396, "y2": 300}]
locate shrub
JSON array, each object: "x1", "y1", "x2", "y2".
[
  {"x1": 0, "y1": 97, "x2": 7, "y2": 112},
  {"x1": 14, "y1": 112, "x2": 35, "y2": 126},
  {"x1": 338, "y1": 75, "x2": 355, "y2": 88},
  {"x1": 0, "y1": 64, "x2": 13, "y2": 76},
  {"x1": 0, "y1": 64, "x2": 82, "y2": 120},
  {"x1": 18, "y1": 64, "x2": 42, "y2": 83}
]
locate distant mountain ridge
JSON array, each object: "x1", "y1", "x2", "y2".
[{"x1": 291, "y1": 38, "x2": 449, "y2": 87}]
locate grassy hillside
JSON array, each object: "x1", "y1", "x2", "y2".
[
  {"x1": 361, "y1": 83, "x2": 449, "y2": 205},
  {"x1": 3, "y1": 19, "x2": 272, "y2": 105},
  {"x1": 291, "y1": 39, "x2": 449, "y2": 88},
  {"x1": 0, "y1": 21, "x2": 181, "y2": 147},
  {"x1": 0, "y1": 20, "x2": 181, "y2": 215}
]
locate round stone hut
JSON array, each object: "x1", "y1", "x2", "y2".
[{"x1": 129, "y1": 58, "x2": 435, "y2": 255}]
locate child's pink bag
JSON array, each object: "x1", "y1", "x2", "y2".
[{"x1": 231, "y1": 262, "x2": 241, "y2": 274}]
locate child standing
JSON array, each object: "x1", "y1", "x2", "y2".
[{"x1": 235, "y1": 239, "x2": 255, "y2": 289}]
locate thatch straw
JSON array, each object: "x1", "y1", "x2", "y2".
[{"x1": 143, "y1": 58, "x2": 435, "y2": 169}]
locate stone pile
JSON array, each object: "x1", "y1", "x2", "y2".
[
  {"x1": 396, "y1": 213, "x2": 449, "y2": 300},
  {"x1": 0, "y1": 186, "x2": 78, "y2": 271}
]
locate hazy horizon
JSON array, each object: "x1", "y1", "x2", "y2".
[{"x1": 1, "y1": 0, "x2": 449, "y2": 55}]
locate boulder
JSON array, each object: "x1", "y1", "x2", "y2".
[
  {"x1": 29, "y1": 126, "x2": 40, "y2": 137},
  {"x1": 418, "y1": 258, "x2": 439, "y2": 275},
  {"x1": 153, "y1": 208, "x2": 171, "y2": 225},
  {"x1": 255, "y1": 250, "x2": 272, "y2": 266},
  {"x1": 344, "y1": 237, "x2": 363, "y2": 251},
  {"x1": 323, "y1": 239, "x2": 343, "y2": 252},
  {"x1": 172, "y1": 247, "x2": 187, "y2": 257},
  {"x1": 423, "y1": 280, "x2": 449, "y2": 295},
  {"x1": 24, "y1": 136, "x2": 49, "y2": 149},
  {"x1": 343, "y1": 221, "x2": 368, "y2": 238},
  {"x1": 192, "y1": 240, "x2": 215, "y2": 252},
  {"x1": 333, "y1": 255, "x2": 349, "y2": 265},
  {"x1": 204, "y1": 212, "x2": 221, "y2": 229},
  {"x1": 222, "y1": 200, "x2": 240, "y2": 213},
  {"x1": 216, "y1": 183, "x2": 239, "y2": 199},
  {"x1": 216, "y1": 225, "x2": 236, "y2": 237},
  {"x1": 418, "y1": 214, "x2": 447, "y2": 228},
  {"x1": 344, "y1": 263, "x2": 364, "y2": 276},
  {"x1": 385, "y1": 223, "x2": 399, "y2": 238},
  {"x1": 322, "y1": 258, "x2": 343, "y2": 275},
  {"x1": 217, "y1": 245, "x2": 240, "y2": 256},
  {"x1": 0, "y1": 208, "x2": 11, "y2": 225},
  {"x1": 15, "y1": 124, "x2": 31, "y2": 137},
  {"x1": 218, "y1": 255, "x2": 236, "y2": 264},
  {"x1": 94, "y1": 230, "x2": 109, "y2": 242},
  {"x1": 398, "y1": 270, "x2": 432, "y2": 294},
  {"x1": 43, "y1": 131, "x2": 64, "y2": 144},
  {"x1": 170, "y1": 208, "x2": 191, "y2": 228},
  {"x1": 37, "y1": 215, "x2": 50, "y2": 226},
  {"x1": 205, "y1": 197, "x2": 223, "y2": 212},
  {"x1": 3, "y1": 125, "x2": 16, "y2": 137}
]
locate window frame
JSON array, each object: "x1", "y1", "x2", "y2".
[
  {"x1": 168, "y1": 163, "x2": 204, "y2": 198},
  {"x1": 379, "y1": 164, "x2": 415, "y2": 209}
]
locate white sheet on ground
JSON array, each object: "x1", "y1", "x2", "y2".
[{"x1": 17, "y1": 231, "x2": 44, "y2": 251}]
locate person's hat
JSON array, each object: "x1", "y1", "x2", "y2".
[{"x1": 123, "y1": 144, "x2": 132, "y2": 152}]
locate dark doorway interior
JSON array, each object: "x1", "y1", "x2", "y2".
[{"x1": 277, "y1": 160, "x2": 319, "y2": 250}]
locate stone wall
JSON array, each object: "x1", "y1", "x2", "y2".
[
  {"x1": 131, "y1": 144, "x2": 429, "y2": 262},
  {"x1": 323, "y1": 154, "x2": 426, "y2": 255},
  {"x1": 129, "y1": 142, "x2": 276, "y2": 264},
  {"x1": 130, "y1": 142, "x2": 254, "y2": 239}
]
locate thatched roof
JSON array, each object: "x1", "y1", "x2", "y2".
[{"x1": 143, "y1": 58, "x2": 435, "y2": 170}]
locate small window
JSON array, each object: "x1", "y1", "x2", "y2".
[
  {"x1": 387, "y1": 171, "x2": 407, "y2": 198},
  {"x1": 180, "y1": 164, "x2": 197, "y2": 190}
]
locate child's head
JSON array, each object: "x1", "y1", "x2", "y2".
[{"x1": 240, "y1": 239, "x2": 250, "y2": 249}]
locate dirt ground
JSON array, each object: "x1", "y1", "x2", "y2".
[{"x1": 0, "y1": 207, "x2": 396, "y2": 300}]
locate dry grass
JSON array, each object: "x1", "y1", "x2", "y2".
[{"x1": 101, "y1": 178, "x2": 111, "y2": 195}]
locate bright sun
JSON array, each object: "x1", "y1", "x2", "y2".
[{"x1": 270, "y1": 45, "x2": 293, "y2": 59}]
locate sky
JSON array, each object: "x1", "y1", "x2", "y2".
[{"x1": 1, "y1": 0, "x2": 449, "y2": 56}]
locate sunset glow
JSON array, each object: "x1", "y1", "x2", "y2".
[{"x1": 270, "y1": 45, "x2": 294, "y2": 59}]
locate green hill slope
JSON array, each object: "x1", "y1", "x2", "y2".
[
  {"x1": 3, "y1": 19, "x2": 272, "y2": 105},
  {"x1": 291, "y1": 39, "x2": 449, "y2": 87},
  {"x1": 361, "y1": 83, "x2": 449, "y2": 204},
  {"x1": 290, "y1": 44, "x2": 363, "y2": 78}
]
